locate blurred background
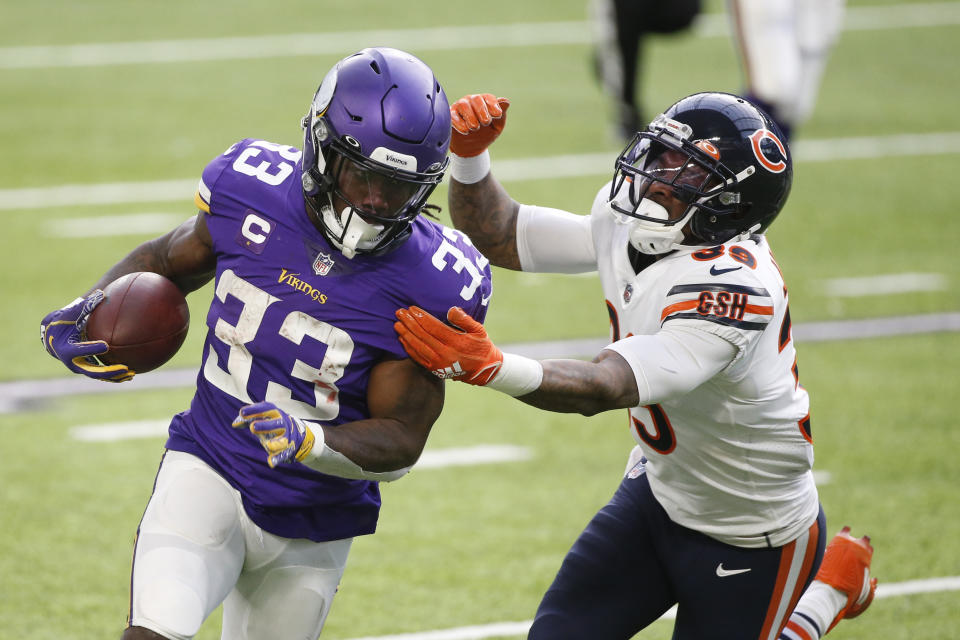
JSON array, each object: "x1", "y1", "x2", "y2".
[{"x1": 1, "y1": 1, "x2": 958, "y2": 638}]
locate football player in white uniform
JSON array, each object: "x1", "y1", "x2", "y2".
[
  {"x1": 394, "y1": 92, "x2": 876, "y2": 639},
  {"x1": 589, "y1": 0, "x2": 702, "y2": 141},
  {"x1": 729, "y1": 0, "x2": 846, "y2": 140}
]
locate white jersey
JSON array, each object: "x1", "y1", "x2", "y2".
[{"x1": 517, "y1": 188, "x2": 819, "y2": 548}]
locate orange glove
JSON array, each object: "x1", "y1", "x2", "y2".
[
  {"x1": 394, "y1": 306, "x2": 503, "y2": 385},
  {"x1": 449, "y1": 94, "x2": 510, "y2": 157}
]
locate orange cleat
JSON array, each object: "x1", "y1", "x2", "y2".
[{"x1": 815, "y1": 526, "x2": 878, "y2": 631}]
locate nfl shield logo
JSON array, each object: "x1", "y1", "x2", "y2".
[
  {"x1": 313, "y1": 252, "x2": 335, "y2": 276},
  {"x1": 623, "y1": 284, "x2": 633, "y2": 304}
]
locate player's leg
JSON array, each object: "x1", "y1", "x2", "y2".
[
  {"x1": 790, "y1": 0, "x2": 845, "y2": 128},
  {"x1": 220, "y1": 524, "x2": 352, "y2": 640},
  {"x1": 669, "y1": 508, "x2": 826, "y2": 639},
  {"x1": 780, "y1": 526, "x2": 877, "y2": 639},
  {"x1": 590, "y1": 0, "x2": 700, "y2": 141},
  {"x1": 528, "y1": 461, "x2": 677, "y2": 639},
  {"x1": 589, "y1": 0, "x2": 646, "y2": 141},
  {"x1": 125, "y1": 451, "x2": 246, "y2": 640},
  {"x1": 728, "y1": 0, "x2": 800, "y2": 139}
]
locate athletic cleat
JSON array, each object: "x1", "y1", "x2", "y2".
[{"x1": 815, "y1": 526, "x2": 878, "y2": 631}]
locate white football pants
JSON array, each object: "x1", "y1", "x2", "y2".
[
  {"x1": 128, "y1": 450, "x2": 352, "y2": 640},
  {"x1": 729, "y1": 0, "x2": 846, "y2": 128}
]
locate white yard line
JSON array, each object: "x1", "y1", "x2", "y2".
[
  {"x1": 339, "y1": 576, "x2": 960, "y2": 640},
  {"x1": 9, "y1": 132, "x2": 960, "y2": 215},
  {"x1": 417, "y1": 445, "x2": 532, "y2": 468},
  {"x1": 5, "y1": 179, "x2": 198, "y2": 212},
  {"x1": 62, "y1": 420, "x2": 826, "y2": 482},
  {"x1": 44, "y1": 212, "x2": 186, "y2": 238},
  {"x1": 824, "y1": 273, "x2": 949, "y2": 297},
  {"x1": 2, "y1": 3, "x2": 959, "y2": 70},
  {"x1": 64, "y1": 418, "x2": 827, "y2": 484},
  {"x1": 68, "y1": 421, "x2": 533, "y2": 468},
  {"x1": 70, "y1": 419, "x2": 170, "y2": 441}
]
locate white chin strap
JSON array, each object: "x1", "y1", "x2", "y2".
[
  {"x1": 321, "y1": 205, "x2": 384, "y2": 259},
  {"x1": 626, "y1": 199, "x2": 692, "y2": 255}
]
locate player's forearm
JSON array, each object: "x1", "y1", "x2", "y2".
[
  {"x1": 89, "y1": 237, "x2": 174, "y2": 293},
  {"x1": 517, "y1": 356, "x2": 640, "y2": 416},
  {"x1": 449, "y1": 174, "x2": 523, "y2": 270},
  {"x1": 319, "y1": 417, "x2": 426, "y2": 473},
  {"x1": 88, "y1": 218, "x2": 215, "y2": 296}
]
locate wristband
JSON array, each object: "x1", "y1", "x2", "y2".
[
  {"x1": 486, "y1": 352, "x2": 544, "y2": 397},
  {"x1": 449, "y1": 150, "x2": 491, "y2": 184},
  {"x1": 300, "y1": 421, "x2": 411, "y2": 482}
]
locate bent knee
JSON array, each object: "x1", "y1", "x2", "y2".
[
  {"x1": 236, "y1": 567, "x2": 340, "y2": 639},
  {"x1": 130, "y1": 572, "x2": 207, "y2": 640}
]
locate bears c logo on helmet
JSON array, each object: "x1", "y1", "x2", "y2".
[{"x1": 748, "y1": 129, "x2": 788, "y2": 174}]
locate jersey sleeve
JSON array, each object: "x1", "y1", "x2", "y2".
[
  {"x1": 605, "y1": 324, "x2": 738, "y2": 404},
  {"x1": 384, "y1": 222, "x2": 493, "y2": 361},
  {"x1": 433, "y1": 225, "x2": 493, "y2": 324},
  {"x1": 194, "y1": 139, "x2": 251, "y2": 216},
  {"x1": 659, "y1": 256, "x2": 776, "y2": 353},
  {"x1": 516, "y1": 204, "x2": 596, "y2": 273}
]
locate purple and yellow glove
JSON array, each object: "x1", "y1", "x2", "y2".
[
  {"x1": 232, "y1": 402, "x2": 317, "y2": 468},
  {"x1": 40, "y1": 291, "x2": 134, "y2": 382}
]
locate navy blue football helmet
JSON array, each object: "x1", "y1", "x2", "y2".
[
  {"x1": 301, "y1": 48, "x2": 451, "y2": 258},
  {"x1": 608, "y1": 91, "x2": 793, "y2": 254}
]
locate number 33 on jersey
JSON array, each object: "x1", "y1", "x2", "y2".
[{"x1": 166, "y1": 138, "x2": 491, "y2": 540}]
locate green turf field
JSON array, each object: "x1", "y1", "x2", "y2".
[{"x1": 1, "y1": 1, "x2": 958, "y2": 638}]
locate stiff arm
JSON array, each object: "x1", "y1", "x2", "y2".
[{"x1": 395, "y1": 307, "x2": 736, "y2": 416}]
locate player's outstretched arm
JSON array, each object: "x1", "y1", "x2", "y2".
[
  {"x1": 233, "y1": 357, "x2": 443, "y2": 480},
  {"x1": 395, "y1": 306, "x2": 639, "y2": 416},
  {"x1": 40, "y1": 214, "x2": 215, "y2": 381},
  {"x1": 448, "y1": 94, "x2": 524, "y2": 271}
]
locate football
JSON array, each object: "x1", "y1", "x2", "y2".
[{"x1": 84, "y1": 272, "x2": 190, "y2": 373}]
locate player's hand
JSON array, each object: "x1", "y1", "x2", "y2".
[
  {"x1": 39, "y1": 291, "x2": 134, "y2": 383},
  {"x1": 232, "y1": 402, "x2": 317, "y2": 468},
  {"x1": 394, "y1": 306, "x2": 504, "y2": 385},
  {"x1": 449, "y1": 94, "x2": 510, "y2": 157}
]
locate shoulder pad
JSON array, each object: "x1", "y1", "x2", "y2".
[
  {"x1": 412, "y1": 221, "x2": 493, "y2": 323},
  {"x1": 196, "y1": 139, "x2": 303, "y2": 215},
  {"x1": 196, "y1": 139, "x2": 253, "y2": 214},
  {"x1": 662, "y1": 245, "x2": 773, "y2": 332}
]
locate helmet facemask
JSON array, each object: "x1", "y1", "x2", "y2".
[
  {"x1": 305, "y1": 134, "x2": 445, "y2": 258},
  {"x1": 608, "y1": 114, "x2": 752, "y2": 254}
]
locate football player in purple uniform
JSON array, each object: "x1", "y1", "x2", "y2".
[
  {"x1": 40, "y1": 48, "x2": 491, "y2": 639},
  {"x1": 394, "y1": 92, "x2": 875, "y2": 639}
]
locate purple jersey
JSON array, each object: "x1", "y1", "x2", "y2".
[{"x1": 166, "y1": 138, "x2": 492, "y2": 542}]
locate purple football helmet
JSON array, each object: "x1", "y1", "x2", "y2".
[{"x1": 301, "y1": 48, "x2": 451, "y2": 258}]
